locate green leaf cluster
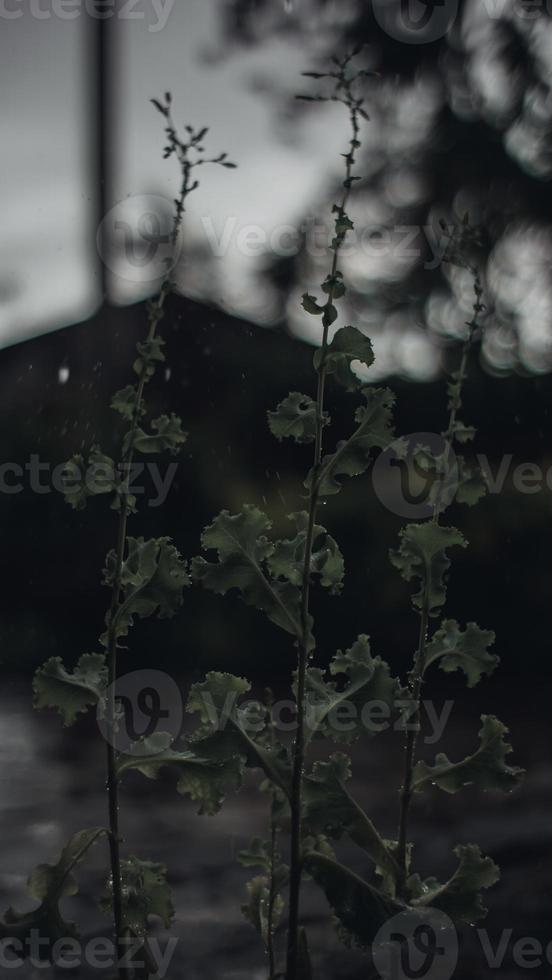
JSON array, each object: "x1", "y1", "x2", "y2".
[
  {"x1": 303, "y1": 635, "x2": 402, "y2": 744},
  {"x1": 310, "y1": 387, "x2": 396, "y2": 496},
  {"x1": 238, "y1": 838, "x2": 288, "y2": 948},
  {"x1": 112, "y1": 856, "x2": 174, "y2": 938},
  {"x1": 191, "y1": 506, "x2": 308, "y2": 642},
  {"x1": 0, "y1": 829, "x2": 106, "y2": 958},
  {"x1": 409, "y1": 844, "x2": 499, "y2": 923},
  {"x1": 33, "y1": 652, "x2": 107, "y2": 725},
  {"x1": 390, "y1": 522, "x2": 467, "y2": 617},
  {"x1": 117, "y1": 732, "x2": 242, "y2": 816},
  {"x1": 186, "y1": 671, "x2": 291, "y2": 796},
  {"x1": 124, "y1": 413, "x2": 187, "y2": 456},
  {"x1": 268, "y1": 392, "x2": 328, "y2": 444},
  {"x1": 62, "y1": 448, "x2": 117, "y2": 511},
  {"x1": 103, "y1": 536, "x2": 189, "y2": 640},
  {"x1": 424, "y1": 619, "x2": 498, "y2": 687},
  {"x1": 413, "y1": 715, "x2": 524, "y2": 794},
  {"x1": 314, "y1": 325, "x2": 374, "y2": 391}
]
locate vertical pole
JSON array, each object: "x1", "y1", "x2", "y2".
[{"x1": 92, "y1": 2, "x2": 113, "y2": 305}]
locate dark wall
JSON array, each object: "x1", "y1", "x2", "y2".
[{"x1": 0, "y1": 295, "x2": 550, "y2": 689}]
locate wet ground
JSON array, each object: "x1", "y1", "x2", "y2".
[{"x1": 1, "y1": 674, "x2": 551, "y2": 979}]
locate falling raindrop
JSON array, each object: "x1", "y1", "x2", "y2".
[
  {"x1": 58, "y1": 366, "x2": 70, "y2": 385},
  {"x1": 284, "y1": 0, "x2": 293, "y2": 11}
]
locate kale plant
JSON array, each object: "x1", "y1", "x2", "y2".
[
  {"x1": 0, "y1": 57, "x2": 525, "y2": 980},
  {"x1": 0, "y1": 96, "x2": 235, "y2": 978},
  {"x1": 189, "y1": 54, "x2": 524, "y2": 980}
]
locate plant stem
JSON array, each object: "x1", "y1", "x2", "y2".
[
  {"x1": 396, "y1": 590, "x2": 429, "y2": 896},
  {"x1": 264, "y1": 689, "x2": 280, "y2": 980},
  {"x1": 396, "y1": 266, "x2": 484, "y2": 896},
  {"x1": 286, "y1": 56, "x2": 365, "y2": 980},
  {"x1": 267, "y1": 813, "x2": 278, "y2": 979},
  {"x1": 285, "y1": 366, "x2": 327, "y2": 980},
  {"x1": 103, "y1": 291, "x2": 167, "y2": 978},
  {"x1": 432, "y1": 267, "x2": 483, "y2": 523},
  {"x1": 103, "y1": 147, "x2": 190, "y2": 977}
]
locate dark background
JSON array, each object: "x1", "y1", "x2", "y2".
[
  {"x1": 0, "y1": 290, "x2": 550, "y2": 979},
  {"x1": 2, "y1": 1, "x2": 552, "y2": 977},
  {"x1": 1, "y1": 292, "x2": 552, "y2": 686},
  {"x1": 2, "y1": 297, "x2": 552, "y2": 690}
]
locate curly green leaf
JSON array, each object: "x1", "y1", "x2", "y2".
[
  {"x1": 191, "y1": 507, "x2": 305, "y2": 641},
  {"x1": 108, "y1": 857, "x2": 174, "y2": 939},
  {"x1": 310, "y1": 387, "x2": 395, "y2": 496},
  {"x1": 390, "y1": 523, "x2": 467, "y2": 617},
  {"x1": 315, "y1": 325, "x2": 374, "y2": 391},
  {"x1": 33, "y1": 653, "x2": 107, "y2": 725},
  {"x1": 267, "y1": 392, "x2": 328, "y2": 445},
  {"x1": 409, "y1": 844, "x2": 499, "y2": 924},
  {"x1": 412, "y1": 715, "x2": 524, "y2": 794},
  {"x1": 117, "y1": 732, "x2": 243, "y2": 815},
  {"x1": 0, "y1": 829, "x2": 106, "y2": 957},
  {"x1": 303, "y1": 635, "x2": 403, "y2": 744},
  {"x1": 304, "y1": 850, "x2": 403, "y2": 949},
  {"x1": 103, "y1": 536, "x2": 189, "y2": 640},
  {"x1": 268, "y1": 511, "x2": 344, "y2": 595},
  {"x1": 303, "y1": 754, "x2": 399, "y2": 885},
  {"x1": 424, "y1": 620, "x2": 498, "y2": 688},
  {"x1": 62, "y1": 449, "x2": 117, "y2": 511},
  {"x1": 111, "y1": 385, "x2": 143, "y2": 422},
  {"x1": 187, "y1": 672, "x2": 291, "y2": 796},
  {"x1": 124, "y1": 413, "x2": 187, "y2": 456}
]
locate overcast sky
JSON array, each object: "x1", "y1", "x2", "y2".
[{"x1": 0, "y1": 0, "x2": 347, "y2": 347}]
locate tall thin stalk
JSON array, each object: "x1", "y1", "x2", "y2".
[
  {"x1": 103, "y1": 95, "x2": 235, "y2": 975},
  {"x1": 264, "y1": 689, "x2": 281, "y2": 980},
  {"x1": 286, "y1": 53, "x2": 370, "y2": 979},
  {"x1": 396, "y1": 253, "x2": 485, "y2": 894}
]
